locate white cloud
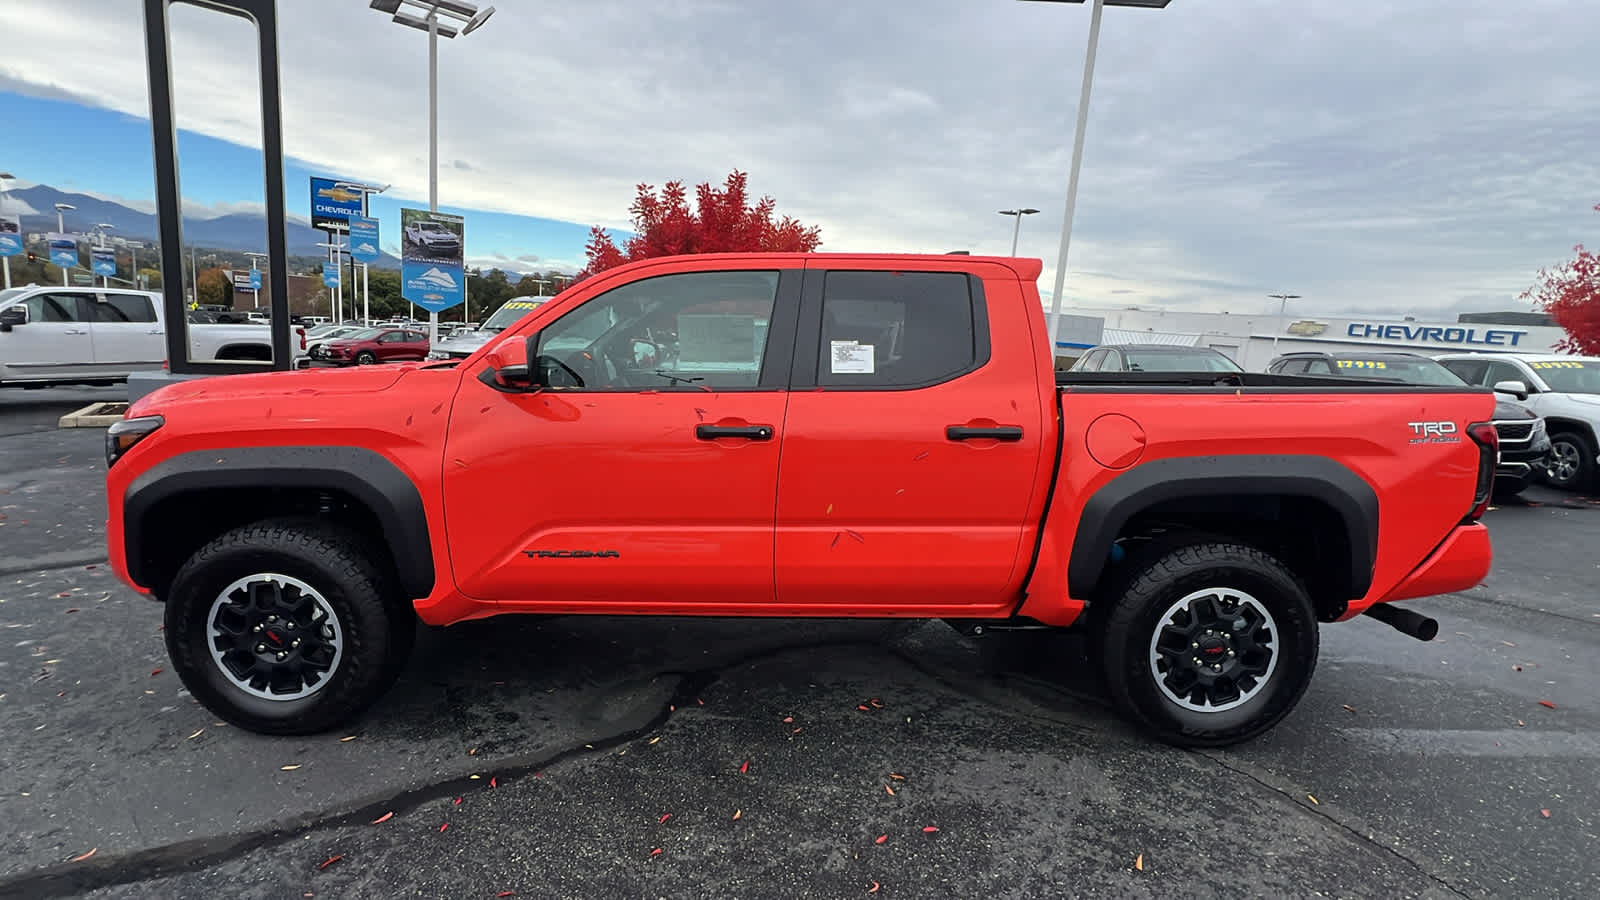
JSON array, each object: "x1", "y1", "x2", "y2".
[{"x1": 2, "y1": 0, "x2": 1598, "y2": 315}]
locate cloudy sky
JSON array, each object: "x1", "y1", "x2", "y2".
[{"x1": 3, "y1": 0, "x2": 1599, "y2": 316}]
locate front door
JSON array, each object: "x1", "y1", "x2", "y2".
[
  {"x1": 773, "y1": 265, "x2": 1050, "y2": 610},
  {"x1": 86, "y1": 291, "x2": 165, "y2": 372},
  {"x1": 442, "y1": 265, "x2": 800, "y2": 610},
  {"x1": 0, "y1": 291, "x2": 95, "y2": 381}
]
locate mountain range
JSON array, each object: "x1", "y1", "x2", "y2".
[{"x1": 1, "y1": 184, "x2": 404, "y2": 268}]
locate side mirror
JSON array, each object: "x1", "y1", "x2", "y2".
[
  {"x1": 1492, "y1": 379, "x2": 1529, "y2": 401},
  {"x1": 0, "y1": 306, "x2": 26, "y2": 332},
  {"x1": 631, "y1": 338, "x2": 659, "y2": 367},
  {"x1": 476, "y1": 335, "x2": 537, "y2": 393}
]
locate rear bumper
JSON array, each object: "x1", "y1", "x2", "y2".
[{"x1": 1351, "y1": 523, "x2": 1492, "y2": 614}]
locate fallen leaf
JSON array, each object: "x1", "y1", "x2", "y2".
[
  {"x1": 497, "y1": 893, "x2": 517, "y2": 898},
  {"x1": 150, "y1": 668, "x2": 163, "y2": 677},
  {"x1": 782, "y1": 716, "x2": 794, "y2": 723},
  {"x1": 70, "y1": 848, "x2": 97, "y2": 863},
  {"x1": 281, "y1": 765, "x2": 302, "y2": 771},
  {"x1": 868, "y1": 882, "x2": 880, "y2": 894},
  {"x1": 1134, "y1": 854, "x2": 1144, "y2": 872},
  {"x1": 874, "y1": 834, "x2": 888, "y2": 845},
  {"x1": 187, "y1": 728, "x2": 204, "y2": 740},
  {"x1": 1499, "y1": 640, "x2": 1516, "y2": 647},
  {"x1": 732, "y1": 809, "x2": 742, "y2": 820},
  {"x1": 889, "y1": 773, "x2": 905, "y2": 781},
  {"x1": 454, "y1": 797, "x2": 462, "y2": 805},
  {"x1": 650, "y1": 848, "x2": 663, "y2": 857},
  {"x1": 649, "y1": 736, "x2": 661, "y2": 745},
  {"x1": 1539, "y1": 700, "x2": 1557, "y2": 709},
  {"x1": 793, "y1": 727, "x2": 803, "y2": 733},
  {"x1": 339, "y1": 735, "x2": 357, "y2": 742},
  {"x1": 469, "y1": 747, "x2": 479, "y2": 756},
  {"x1": 857, "y1": 705, "x2": 870, "y2": 711},
  {"x1": 490, "y1": 777, "x2": 498, "y2": 788},
  {"x1": 923, "y1": 826, "x2": 939, "y2": 833},
  {"x1": 659, "y1": 813, "x2": 671, "y2": 824},
  {"x1": 669, "y1": 704, "x2": 675, "y2": 712},
  {"x1": 1341, "y1": 704, "x2": 1357, "y2": 714},
  {"x1": 697, "y1": 698, "x2": 704, "y2": 706},
  {"x1": 739, "y1": 760, "x2": 750, "y2": 774},
  {"x1": 470, "y1": 774, "x2": 481, "y2": 780},
  {"x1": 371, "y1": 812, "x2": 394, "y2": 824},
  {"x1": 870, "y1": 698, "x2": 883, "y2": 708},
  {"x1": 318, "y1": 854, "x2": 342, "y2": 870},
  {"x1": 439, "y1": 823, "x2": 449, "y2": 832},
  {"x1": 1540, "y1": 809, "x2": 1551, "y2": 818},
  {"x1": 885, "y1": 785, "x2": 895, "y2": 796},
  {"x1": 1308, "y1": 794, "x2": 1319, "y2": 805},
  {"x1": 1517, "y1": 719, "x2": 1526, "y2": 727}
]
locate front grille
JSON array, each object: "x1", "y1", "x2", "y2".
[{"x1": 1493, "y1": 421, "x2": 1535, "y2": 443}]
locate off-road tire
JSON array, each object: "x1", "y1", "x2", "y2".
[
  {"x1": 1098, "y1": 541, "x2": 1318, "y2": 748},
  {"x1": 164, "y1": 518, "x2": 414, "y2": 735}
]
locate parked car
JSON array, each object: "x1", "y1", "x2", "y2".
[
  {"x1": 302, "y1": 324, "x2": 371, "y2": 365},
  {"x1": 0, "y1": 285, "x2": 307, "y2": 387},
  {"x1": 1267, "y1": 351, "x2": 1551, "y2": 497},
  {"x1": 1435, "y1": 353, "x2": 1600, "y2": 493},
  {"x1": 317, "y1": 326, "x2": 430, "y2": 366},
  {"x1": 104, "y1": 253, "x2": 1496, "y2": 747},
  {"x1": 403, "y1": 220, "x2": 462, "y2": 256},
  {"x1": 428, "y1": 296, "x2": 548, "y2": 361},
  {"x1": 1068, "y1": 343, "x2": 1243, "y2": 374}
]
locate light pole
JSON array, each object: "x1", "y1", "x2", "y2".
[
  {"x1": 1268, "y1": 293, "x2": 1302, "y2": 353},
  {"x1": 1020, "y1": 0, "x2": 1174, "y2": 363},
  {"x1": 245, "y1": 251, "x2": 270, "y2": 313},
  {"x1": 0, "y1": 171, "x2": 14, "y2": 290},
  {"x1": 998, "y1": 208, "x2": 1040, "y2": 257},
  {"x1": 93, "y1": 223, "x2": 116, "y2": 287},
  {"x1": 316, "y1": 241, "x2": 349, "y2": 322},
  {"x1": 369, "y1": 0, "x2": 496, "y2": 346},
  {"x1": 54, "y1": 202, "x2": 76, "y2": 286}
]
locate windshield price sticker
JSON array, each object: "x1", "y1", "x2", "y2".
[
  {"x1": 1530, "y1": 361, "x2": 1591, "y2": 369},
  {"x1": 1337, "y1": 359, "x2": 1387, "y2": 369}
]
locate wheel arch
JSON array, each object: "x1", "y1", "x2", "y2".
[
  {"x1": 123, "y1": 446, "x2": 435, "y2": 600},
  {"x1": 1068, "y1": 455, "x2": 1378, "y2": 620},
  {"x1": 1543, "y1": 416, "x2": 1598, "y2": 446}
]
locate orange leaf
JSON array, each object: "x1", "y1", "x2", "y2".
[
  {"x1": 732, "y1": 809, "x2": 742, "y2": 820},
  {"x1": 885, "y1": 785, "x2": 895, "y2": 796},
  {"x1": 782, "y1": 717, "x2": 793, "y2": 723},
  {"x1": 453, "y1": 797, "x2": 462, "y2": 805},
  {"x1": 868, "y1": 882, "x2": 880, "y2": 894},
  {"x1": 659, "y1": 813, "x2": 671, "y2": 824},
  {"x1": 857, "y1": 705, "x2": 870, "y2": 711},
  {"x1": 439, "y1": 823, "x2": 449, "y2": 832},
  {"x1": 1134, "y1": 854, "x2": 1144, "y2": 872},
  {"x1": 650, "y1": 848, "x2": 663, "y2": 857},
  {"x1": 922, "y1": 826, "x2": 939, "y2": 833},
  {"x1": 1540, "y1": 809, "x2": 1551, "y2": 818},
  {"x1": 889, "y1": 773, "x2": 905, "y2": 781},
  {"x1": 318, "y1": 854, "x2": 342, "y2": 870},
  {"x1": 697, "y1": 698, "x2": 704, "y2": 705},
  {"x1": 490, "y1": 777, "x2": 498, "y2": 788},
  {"x1": 739, "y1": 760, "x2": 749, "y2": 774},
  {"x1": 497, "y1": 893, "x2": 516, "y2": 898},
  {"x1": 870, "y1": 699, "x2": 883, "y2": 708},
  {"x1": 874, "y1": 834, "x2": 887, "y2": 845},
  {"x1": 1538, "y1": 700, "x2": 1557, "y2": 709},
  {"x1": 70, "y1": 848, "x2": 97, "y2": 863},
  {"x1": 370, "y1": 812, "x2": 394, "y2": 824}
]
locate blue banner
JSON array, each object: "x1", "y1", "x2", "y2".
[
  {"x1": 348, "y1": 216, "x2": 381, "y2": 265},
  {"x1": 0, "y1": 215, "x2": 21, "y2": 256},
  {"x1": 48, "y1": 232, "x2": 78, "y2": 269},
  {"x1": 400, "y1": 207, "x2": 465, "y2": 312},
  {"x1": 322, "y1": 262, "x2": 340, "y2": 288},
  {"x1": 310, "y1": 177, "x2": 364, "y2": 232},
  {"x1": 91, "y1": 246, "x2": 116, "y2": 276},
  {"x1": 249, "y1": 268, "x2": 262, "y2": 290}
]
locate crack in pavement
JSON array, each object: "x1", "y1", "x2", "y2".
[
  {"x1": 0, "y1": 555, "x2": 108, "y2": 578},
  {"x1": 1194, "y1": 749, "x2": 1474, "y2": 900},
  {"x1": 0, "y1": 635, "x2": 903, "y2": 900}
]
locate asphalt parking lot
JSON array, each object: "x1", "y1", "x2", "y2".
[{"x1": 1, "y1": 389, "x2": 1596, "y2": 899}]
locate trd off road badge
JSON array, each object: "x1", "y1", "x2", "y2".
[{"x1": 1407, "y1": 421, "x2": 1461, "y2": 445}]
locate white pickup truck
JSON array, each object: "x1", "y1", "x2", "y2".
[{"x1": 0, "y1": 285, "x2": 307, "y2": 388}]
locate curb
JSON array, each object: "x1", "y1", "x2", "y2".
[{"x1": 58, "y1": 402, "x2": 130, "y2": 428}]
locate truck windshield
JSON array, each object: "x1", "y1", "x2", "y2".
[
  {"x1": 1529, "y1": 360, "x2": 1600, "y2": 394},
  {"x1": 1125, "y1": 350, "x2": 1243, "y2": 373},
  {"x1": 481, "y1": 298, "x2": 546, "y2": 333},
  {"x1": 1334, "y1": 358, "x2": 1464, "y2": 386}
]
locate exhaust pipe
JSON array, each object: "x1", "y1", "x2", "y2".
[{"x1": 1363, "y1": 602, "x2": 1439, "y2": 642}]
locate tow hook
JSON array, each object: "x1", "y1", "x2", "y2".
[{"x1": 1362, "y1": 602, "x2": 1439, "y2": 642}]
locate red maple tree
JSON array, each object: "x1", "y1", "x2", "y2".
[
  {"x1": 1525, "y1": 201, "x2": 1600, "y2": 355},
  {"x1": 572, "y1": 170, "x2": 822, "y2": 285}
]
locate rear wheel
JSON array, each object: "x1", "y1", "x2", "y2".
[
  {"x1": 163, "y1": 519, "x2": 413, "y2": 735},
  {"x1": 1097, "y1": 541, "x2": 1318, "y2": 748},
  {"x1": 1545, "y1": 431, "x2": 1596, "y2": 493}
]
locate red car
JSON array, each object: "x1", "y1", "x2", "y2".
[
  {"x1": 318, "y1": 326, "x2": 430, "y2": 366},
  {"x1": 104, "y1": 252, "x2": 1496, "y2": 746}
]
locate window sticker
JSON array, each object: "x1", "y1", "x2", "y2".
[{"x1": 830, "y1": 340, "x2": 875, "y2": 374}]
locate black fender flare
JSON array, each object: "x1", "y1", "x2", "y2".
[
  {"x1": 123, "y1": 445, "x2": 435, "y2": 599},
  {"x1": 1067, "y1": 454, "x2": 1379, "y2": 600}
]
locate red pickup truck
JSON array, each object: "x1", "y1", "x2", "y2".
[{"x1": 104, "y1": 253, "x2": 1497, "y2": 747}]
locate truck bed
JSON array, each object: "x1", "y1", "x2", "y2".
[{"x1": 1054, "y1": 370, "x2": 1489, "y2": 391}]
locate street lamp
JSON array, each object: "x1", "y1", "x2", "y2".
[
  {"x1": 998, "y1": 208, "x2": 1040, "y2": 257},
  {"x1": 0, "y1": 172, "x2": 14, "y2": 290},
  {"x1": 1019, "y1": 0, "x2": 1174, "y2": 363},
  {"x1": 1268, "y1": 293, "x2": 1302, "y2": 353},
  {"x1": 369, "y1": 0, "x2": 496, "y2": 346},
  {"x1": 94, "y1": 223, "x2": 116, "y2": 287},
  {"x1": 54, "y1": 203, "x2": 76, "y2": 285}
]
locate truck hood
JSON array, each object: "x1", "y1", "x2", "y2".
[{"x1": 130, "y1": 365, "x2": 409, "y2": 415}]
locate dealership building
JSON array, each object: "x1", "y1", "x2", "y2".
[{"x1": 1046, "y1": 307, "x2": 1569, "y2": 372}]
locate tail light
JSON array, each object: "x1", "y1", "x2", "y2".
[
  {"x1": 297, "y1": 326, "x2": 307, "y2": 350},
  {"x1": 1465, "y1": 421, "x2": 1498, "y2": 521}
]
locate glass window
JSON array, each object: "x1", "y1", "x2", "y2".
[
  {"x1": 1123, "y1": 349, "x2": 1243, "y2": 373},
  {"x1": 1439, "y1": 359, "x2": 1488, "y2": 385},
  {"x1": 1304, "y1": 358, "x2": 1335, "y2": 376},
  {"x1": 89, "y1": 293, "x2": 157, "y2": 323},
  {"x1": 1073, "y1": 350, "x2": 1105, "y2": 372},
  {"x1": 534, "y1": 270, "x2": 779, "y2": 390},
  {"x1": 22, "y1": 293, "x2": 84, "y2": 323},
  {"x1": 1274, "y1": 358, "x2": 1310, "y2": 374},
  {"x1": 817, "y1": 271, "x2": 978, "y2": 388},
  {"x1": 1483, "y1": 360, "x2": 1527, "y2": 389},
  {"x1": 1525, "y1": 359, "x2": 1600, "y2": 394}
]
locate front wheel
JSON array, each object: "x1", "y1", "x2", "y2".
[
  {"x1": 354, "y1": 350, "x2": 378, "y2": 366},
  {"x1": 1545, "y1": 431, "x2": 1596, "y2": 493},
  {"x1": 1097, "y1": 541, "x2": 1318, "y2": 748},
  {"x1": 163, "y1": 519, "x2": 414, "y2": 735}
]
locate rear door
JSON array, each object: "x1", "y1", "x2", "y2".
[
  {"x1": 0, "y1": 291, "x2": 95, "y2": 381},
  {"x1": 86, "y1": 291, "x2": 164, "y2": 373},
  {"x1": 772, "y1": 263, "x2": 1050, "y2": 610}
]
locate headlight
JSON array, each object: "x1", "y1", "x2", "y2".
[
  {"x1": 106, "y1": 415, "x2": 164, "y2": 467},
  {"x1": 1533, "y1": 418, "x2": 1546, "y2": 435}
]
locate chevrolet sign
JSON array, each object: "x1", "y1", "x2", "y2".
[
  {"x1": 1285, "y1": 320, "x2": 1328, "y2": 337},
  {"x1": 1346, "y1": 323, "x2": 1528, "y2": 347}
]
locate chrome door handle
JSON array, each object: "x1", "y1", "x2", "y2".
[
  {"x1": 64, "y1": 329, "x2": 88, "y2": 335},
  {"x1": 146, "y1": 329, "x2": 164, "y2": 334}
]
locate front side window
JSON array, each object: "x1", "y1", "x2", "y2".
[
  {"x1": 22, "y1": 293, "x2": 84, "y2": 323},
  {"x1": 817, "y1": 271, "x2": 980, "y2": 388},
  {"x1": 89, "y1": 293, "x2": 157, "y2": 323},
  {"x1": 534, "y1": 270, "x2": 779, "y2": 390},
  {"x1": 1482, "y1": 360, "x2": 1528, "y2": 389}
]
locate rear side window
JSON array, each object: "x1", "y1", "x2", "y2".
[
  {"x1": 817, "y1": 271, "x2": 985, "y2": 388},
  {"x1": 90, "y1": 293, "x2": 157, "y2": 323}
]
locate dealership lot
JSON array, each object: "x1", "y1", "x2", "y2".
[{"x1": 0, "y1": 399, "x2": 1595, "y2": 899}]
